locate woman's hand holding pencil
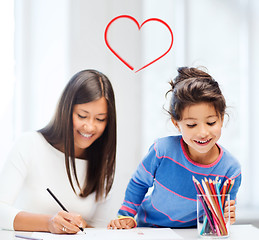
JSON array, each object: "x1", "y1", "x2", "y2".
[
  {"x1": 46, "y1": 188, "x2": 87, "y2": 234},
  {"x1": 48, "y1": 211, "x2": 87, "y2": 234}
]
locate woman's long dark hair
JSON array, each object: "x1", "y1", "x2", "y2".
[{"x1": 38, "y1": 69, "x2": 116, "y2": 200}]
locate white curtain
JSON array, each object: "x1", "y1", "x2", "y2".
[{"x1": 0, "y1": 1, "x2": 15, "y2": 168}]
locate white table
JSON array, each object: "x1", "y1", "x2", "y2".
[
  {"x1": 173, "y1": 224, "x2": 259, "y2": 239},
  {"x1": 1, "y1": 224, "x2": 258, "y2": 239}
]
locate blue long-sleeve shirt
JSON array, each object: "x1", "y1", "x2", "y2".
[{"x1": 118, "y1": 135, "x2": 241, "y2": 228}]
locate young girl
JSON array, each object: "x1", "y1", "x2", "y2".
[
  {"x1": 108, "y1": 67, "x2": 241, "y2": 229},
  {"x1": 0, "y1": 69, "x2": 116, "y2": 233}
]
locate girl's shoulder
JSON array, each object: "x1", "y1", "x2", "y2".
[
  {"x1": 153, "y1": 135, "x2": 182, "y2": 155},
  {"x1": 219, "y1": 145, "x2": 241, "y2": 165},
  {"x1": 155, "y1": 135, "x2": 182, "y2": 146},
  {"x1": 218, "y1": 145, "x2": 241, "y2": 176}
]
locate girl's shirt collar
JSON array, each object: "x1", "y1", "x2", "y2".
[{"x1": 180, "y1": 137, "x2": 223, "y2": 168}]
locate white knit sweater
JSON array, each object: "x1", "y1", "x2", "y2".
[{"x1": 0, "y1": 132, "x2": 113, "y2": 230}]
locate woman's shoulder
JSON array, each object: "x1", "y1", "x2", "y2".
[
  {"x1": 6, "y1": 131, "x2": 47, "y2": 168},
  {"x1": 15, "y1": 131, "x2": 44, "y2": 143},
  {"x1": 11, "y1": 131, "x2": 46, "y2": 151}
]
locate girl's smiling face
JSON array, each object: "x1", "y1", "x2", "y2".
[
  {"x1": 72, "y1": 97, "x2": 108, "y2": 158},
  {"x1": 172, "y1": 102, "x2": 224, "y2": 164}
]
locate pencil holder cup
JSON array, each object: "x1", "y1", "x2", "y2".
[{"x1": 197, "y1": 194, "x2": 230, "y2": 238}]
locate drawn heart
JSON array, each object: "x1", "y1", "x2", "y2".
[{"x1": 104, "y1": 15, "x2": 174, "y2": 73}]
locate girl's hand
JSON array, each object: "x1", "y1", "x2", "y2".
[
  {"x1": 107, "y1": 217, "x2": 136, "y2": 229},
  {"x1": 48, "y1": 211, "x2": 87, "y2": 234},
  {"x1": 224, "y1": 200, "x2": 236, "y2": 225}
]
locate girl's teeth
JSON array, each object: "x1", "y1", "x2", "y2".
[{"x1": 197, "y1": 140, "x2": 209, "y2": 143}]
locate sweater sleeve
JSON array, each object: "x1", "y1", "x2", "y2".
[
  {"x1": 0, "y1": 137, "x2": 28, "y2": 230},
  {"x1": 118, "y1": 141, "x2": 162, "y2": 217},
  {"x1": 228, "y1": 169, "x2": 242, "y2": 202}
]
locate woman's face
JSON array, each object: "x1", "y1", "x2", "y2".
[{"x1": 72, "y1": 97, "x2": 108, "y2": 158}]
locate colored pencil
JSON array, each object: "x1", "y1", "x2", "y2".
[
  {"x1": 203, "y1": 179, "x2": 227, "y2": 235},
  {"x1": 215, "y1": 180, "x2": 224, "y2": 214},
  {"x1": 193, "y1": 177, "x2": 215, "y2": 234},
  {"x1": 221, "y1": 180, "x2": 228, "y2": 207},
  {"x1": 227, "y1": 179, "x2": 235, "y2": 194},
  {"x1": 193, "y1": 177, "x2": 220, "y2": 232},
  {"x1": 195, "y1": 178, "x2": 219, "y2": 225},
  {"x1": 193, "y1": 175, "x2": 235, "y2": 237}
]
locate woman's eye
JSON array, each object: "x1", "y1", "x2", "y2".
[
  {"x1": 187, "y1": 124, "x2": 196, "y2": 128},
  {"x1": 207, "y1": 121, "x2": 216, "y2": 126},
  {"x1": 97, "y1": 118, "x2": 106, "y2": 122},
  {"x1": 78, "y1": 114, "x2": 86, "y2": 119}
]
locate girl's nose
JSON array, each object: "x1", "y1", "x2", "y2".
[{"x1": 198, "y1": 124, "x2": 209, "y2": 138}]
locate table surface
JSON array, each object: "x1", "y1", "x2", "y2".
[{"x1": 1, "y1": 224, "x2": 258, "y2": 239}]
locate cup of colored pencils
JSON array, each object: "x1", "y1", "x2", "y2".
[{"x1": 193, "y1": 176, "x2": 234, "y2": 238}]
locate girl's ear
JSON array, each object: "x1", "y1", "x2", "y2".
[
  {"x1": 221, "y1": 115, "x2": 224, "y2": 127},
  {"x1": 171, "y1": 118, "x2": 180, "y2": 132}
]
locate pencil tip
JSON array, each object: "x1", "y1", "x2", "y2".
[{"x1": 81, "y1": 228, "x2": 86, "y2": 234}]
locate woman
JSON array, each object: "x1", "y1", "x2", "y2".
[{"x1": 0, "y1": 69, "x2": 116, "y2": 233}]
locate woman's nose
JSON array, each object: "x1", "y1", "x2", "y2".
[{"x1": 83, "y1": 120, "x2": 95, "y2": 132}]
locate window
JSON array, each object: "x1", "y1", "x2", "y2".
[{"x1": 0, "y1": 1, "x2": 15, "y2": 168}]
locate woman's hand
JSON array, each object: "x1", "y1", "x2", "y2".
[
  {"x1": 107, "y1": 217, "x2": 136, "y2": 230},
  {"x1": 224, "y1": 200, "x2": 236, "y2": 225},
  {"x1": 48, "y1": 211, "x2": 87, "y2": 234}
]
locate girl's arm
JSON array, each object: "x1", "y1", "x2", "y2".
[{"x1": 113, "y1": 142, "x2": 161, "y2": 222}]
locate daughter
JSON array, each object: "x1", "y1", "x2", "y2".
[{"x1": 108, "y1": 67, "x2": 241, "y2": 229}]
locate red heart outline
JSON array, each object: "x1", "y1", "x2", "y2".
[{"x1": 104, "y1": 15, "x2": 174, "y2": 73}]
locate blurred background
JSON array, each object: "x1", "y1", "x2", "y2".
[{"x1": 1, "y1": 0, "x2": 259, "y2": 227}]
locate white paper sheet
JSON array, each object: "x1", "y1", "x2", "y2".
[{"x1": 31, "y1": 228, "x2": 183, "y2": 240}]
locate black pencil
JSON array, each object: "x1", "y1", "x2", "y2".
[{"x1": 46, "y1": 188, "x2": 85, "y2": 233}]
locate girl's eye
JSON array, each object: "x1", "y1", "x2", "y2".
[
  {"x1": 207, "y1": 121, "x2": 216, "y2": 126},
  {"x1": 187, "y1": 124, "x2": 196, "y2": 128},
  {"x1": 78, "y1": 114, "x2": 86, "y2": 119}
]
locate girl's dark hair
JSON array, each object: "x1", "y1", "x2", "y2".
[
  {"x1": 38, "y1": 69, "x2": 116, "y2": 201},
  {"x1": 167, "y1": 67, "x2": 226, "y2": 121}
]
